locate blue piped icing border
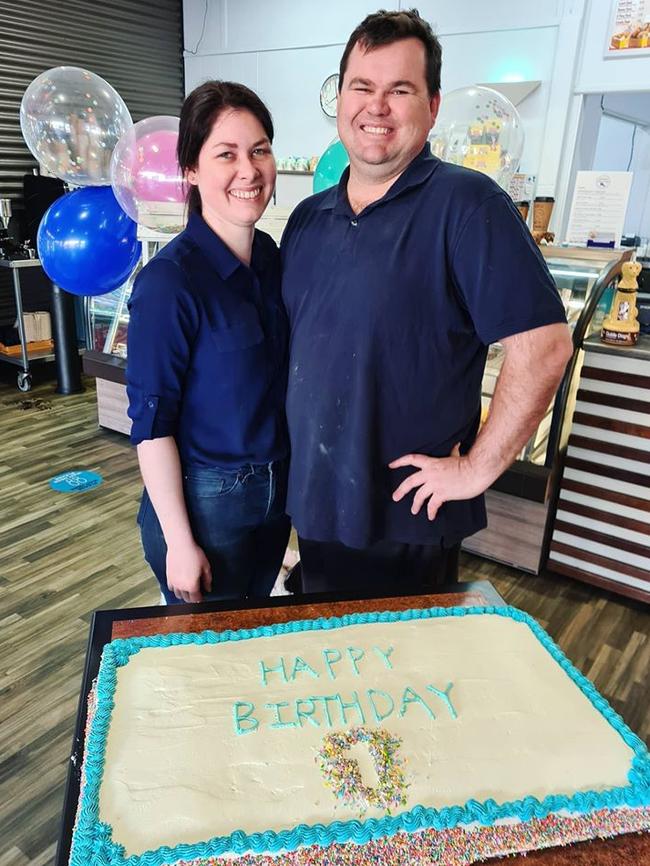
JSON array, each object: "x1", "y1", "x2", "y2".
[{"x1": 69, "y1": 605, "x2": 650, "y2": 866}]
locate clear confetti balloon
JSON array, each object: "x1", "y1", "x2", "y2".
[
  {"x1": 110, "y1": 116, "x2": 185, "y2": 232},
  {"x1": 429, "y1": 86, "x2": 524, "y2": 190},
  {"x1": 20, "y1": 66, "x2": 132, "y2": 186}
]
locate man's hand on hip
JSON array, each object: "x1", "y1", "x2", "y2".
[
  {"x1": 389, "y1": 444, "x2": 488, "y2": 521},
  {"x1": 389, "y1": 324, "x2": 573, "y2": 523}
]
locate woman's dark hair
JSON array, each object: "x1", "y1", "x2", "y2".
[
  {"x1": 178, "y1": 80, "x2": 274, "y2": 214},
  {"x1": 339, "y1": 9, "x2": 442, "y2": 97}
]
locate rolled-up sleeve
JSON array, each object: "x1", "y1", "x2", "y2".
[{"x1": 126, "y1": 257, "x2": 199, "y2": 446}]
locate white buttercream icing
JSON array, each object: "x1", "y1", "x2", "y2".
[{"x1": 99, "y1": 614, "x2": 634, "y2": 856}]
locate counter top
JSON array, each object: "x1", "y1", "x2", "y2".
[{"x1": 583, "y1": 332, "x2": 650, "y2": 361}]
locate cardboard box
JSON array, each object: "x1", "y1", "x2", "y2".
[{"x1": 15, "y1": 311, "x2": 52, "y2": 343}]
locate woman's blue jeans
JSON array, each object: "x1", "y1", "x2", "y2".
[{"x1": 137, "y1": 459, "x2": 290, "y2": 604}]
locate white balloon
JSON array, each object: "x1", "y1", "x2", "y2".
[
  {"x1": 20, "y1": 66, "x2": 132, "y2": 186},
  {"x1": 429, "y1": 86, "x2": 524, "y2": 191}
]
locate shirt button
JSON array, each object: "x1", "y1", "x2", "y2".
[
  {"x1": 350, "y1": 219, "x2": 358, "y2": 226},
  {"x1": 147, "y1": 401, "x2": 154, "y2": 408}
]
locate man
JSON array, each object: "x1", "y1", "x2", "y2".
[{"x1": 281, "y1": 9, "x2": 572, "y2": 594}]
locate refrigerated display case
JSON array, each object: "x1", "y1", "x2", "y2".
[
  {"x1": 464, "y1": 246, "x2": 633, "y2": 572},
  {"x1": 82, "y1": 230, "x2": 168, "y2": 434}
]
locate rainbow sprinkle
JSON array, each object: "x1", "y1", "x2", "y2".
[
  {"x1": 173, "y1": 808, "x2": 650, "y2": 865},
  {"x1": 315, "y1": 726, "x2": 408, "y2": 814}
]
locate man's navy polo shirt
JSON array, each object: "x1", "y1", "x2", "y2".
[
  {"x1": 281, "y1": 145, "x2": 567, "y2": 549},
  {"x1": 127, "y1": 212, "x2": 288, "y2": 468}
]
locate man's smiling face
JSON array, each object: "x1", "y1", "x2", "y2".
[{"x1": 337, "y1": 37, "x2": 440, "y2": 184}]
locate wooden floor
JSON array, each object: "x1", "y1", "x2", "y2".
[{"x1": 0, "y1": 371, "x2": 648, "y2": 866}]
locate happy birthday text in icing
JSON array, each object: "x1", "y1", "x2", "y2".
[
  {"x1": 258, "y1": 645, "x2": 394, "y2": 685},
  {"x1": 232, "y1": 644, "x2": 457, "y2": 735}
]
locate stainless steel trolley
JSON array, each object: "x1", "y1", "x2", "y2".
[{"x1": 0, "y1": 258, "x2": 54, "y2": 391}]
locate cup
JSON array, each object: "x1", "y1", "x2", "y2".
[
  {"x1": 533, "y1": 197, "x2": 554, "y2": 235},
  {"x1": 515, "y1": 200, "x2": 529, "y2": 223}
]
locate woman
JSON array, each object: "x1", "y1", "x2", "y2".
[{"x1": 126, "y1": 81, "x2": 290, "y2": 603}]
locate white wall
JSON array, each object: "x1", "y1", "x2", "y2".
[
  {"x1": 552, "y1": 1, "x2": 650, "y2": 237},
  {"x1": 592, "y1": 94, "x2": 650, "y2": 240},
  {"x1": 183, "y1": 0, "x2": 575, "y2": 203},
  {"x1": 183, "y1": 0, "x2": 650, "y2": 235}
]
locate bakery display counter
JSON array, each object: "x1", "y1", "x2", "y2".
[
  {"x1": 82, "y1": 349, "x2": 128, "y2": 434},
  {"x1": 548, "y1": 334, "x2": 650, "y2": 603},
  {"x1": 463, "y1": 246, "x2": 634, "y2": 573}
]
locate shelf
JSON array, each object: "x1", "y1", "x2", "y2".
[
  {"x1": 92, "y1": 315, "x2": 130, "y2": 324},
  {"x1": 0, "y1": 349, "x2": 55, "y2": 365},
  {"x1": 83, "y1": 349, "x2": 126, "y2": 385},
  {"x1": 0, "y1": 257, "x2": 42, "y2": 270},
  {"x1": 540, "y1": 246, "x2": 632, "y2": 265}
]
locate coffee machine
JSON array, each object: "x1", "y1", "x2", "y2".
[
  {"x1": 0, "y1": 198, "x2": 33, "y2": 260},
  {"x1": 0, "y1": 198, "x2": 12, "y2": 255}
]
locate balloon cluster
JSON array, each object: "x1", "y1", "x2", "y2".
[
  {"x1": 20, "y1": 67, "x2": 186, "y2": 296},
  {"x1": 429, "y1": 86, "x2": 524, "y2": 191}
]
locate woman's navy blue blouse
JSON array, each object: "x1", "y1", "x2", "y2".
[{"x1": 126, "y1": 213, "x2": 289, "y2": 468}]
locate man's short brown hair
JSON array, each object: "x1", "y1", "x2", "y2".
[{"x1": 339, "y1": 9, "x2": 442, "y2": 97}]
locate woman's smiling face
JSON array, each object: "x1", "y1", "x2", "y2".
[{"x1": 186, "y1": 108, "x2": 276, "y2": 230}]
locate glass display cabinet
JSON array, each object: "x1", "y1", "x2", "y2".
[
  {"x1": 82, "y1": 230, "x2": 170, "y2": 435},
  {"x1": 88, "y1": 278, "x2": 132, "y2": 359},
  {"x1": 464, "y1": 246, "x2": 634, "y2": 572}
]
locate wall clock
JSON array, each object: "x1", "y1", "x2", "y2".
[{"x1": 320, "y1": 73, "x2": 339, "y2": 117}]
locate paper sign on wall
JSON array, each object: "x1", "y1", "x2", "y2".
[
  {"x1": 606, "y1": 1, "x2": 650, "y2": 56},
  {"x1": 565, "y1": 171, "x2": 633, "y2": 247},
  {"x1": 507, "y1": 173, "x2": 536, "y2": 203}
]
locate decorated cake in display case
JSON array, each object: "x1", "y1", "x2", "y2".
[{"x1": 69, "y1": 605, "x2": 650, "y2": 866}]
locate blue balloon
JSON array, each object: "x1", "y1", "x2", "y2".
[
  {"x1": 313, "y1": 139, "x2": 349, "y2": 193},
  {"x1": 37, "y1": 186, "x2": 141, "y2": 296}
]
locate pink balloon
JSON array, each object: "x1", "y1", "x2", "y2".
[
  {"x1": 111, "y1": 116, "x2": 187, "y2": 231},
  {"x1": 132, "y1": 129, "x2": 184, "y2": 202}
]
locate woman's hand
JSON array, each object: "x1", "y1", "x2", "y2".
[
  {"x1": 166, "y1": 540, "x2": 213, "y2": 603},
  {"x1": 136, "y1": 438, "x2": 213, "y2": 603}
]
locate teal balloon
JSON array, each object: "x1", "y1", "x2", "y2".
[{"x1": 313, "y1": 139, "x2": 349, "y2": 193}]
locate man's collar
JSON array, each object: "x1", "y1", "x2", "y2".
[{"x1": 318, "y1": 143, "x2": 440, "y2": 215}]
